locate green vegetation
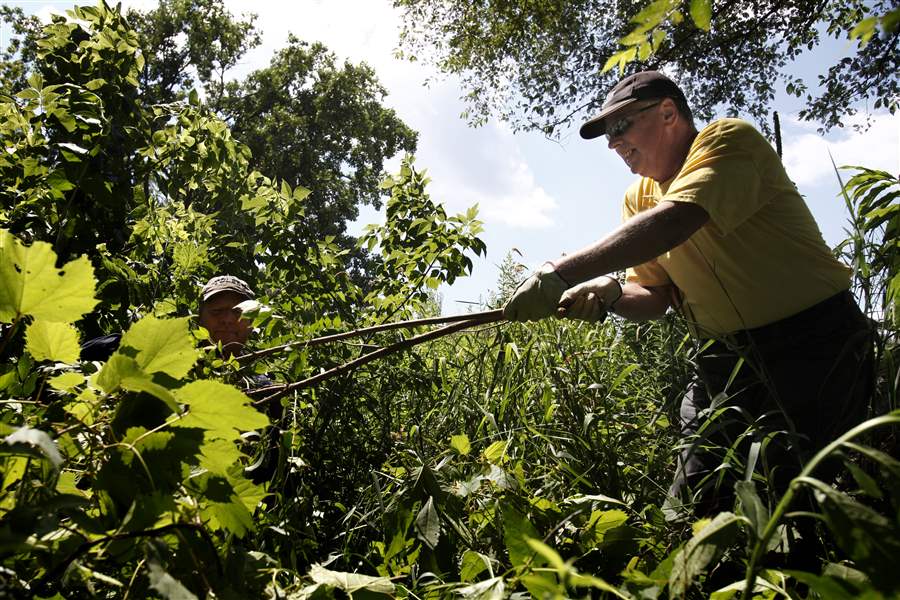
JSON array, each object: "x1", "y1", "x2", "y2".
[
  {"x1": 1, "y1": 2, "x2": 898, "y2": 598},
  {"x1": 393, "y1": 0, "x2": 899, "y2": 136}
]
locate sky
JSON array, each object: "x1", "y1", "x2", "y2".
[{"x1": 5, "y1": 0, "x2": 899, "y2": 315}]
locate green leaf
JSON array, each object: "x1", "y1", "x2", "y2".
[
  {"x1": 198, "y1": 438, "x2": 243, "y2": 476},
  {"x1": 735, "y1": 481, "x2": 768, "y2": 540},
  {"x1": 585, "y1": 509, "x2": 628, "y2": 544},
  {"x1": 0, "y1": 230, "x2": 98, "y2": 323},
  {"x1": 502, "y1": 503, "x2": 543, "y2": 568},
  {"x1": 96, "y1": 355, "x2": 179, "y2": 413},
  {"x1": 308, "y1": 564, "x2": 395, "y2": 597},
  {"x1": 460, "y1": 550, "x2": 490, "y2": 582},
  {"x1": 811, "y1": 480, "x2": 900, "y2": 591},
  {"x1": 450, "y1": 433, "x2": 471, "y2": 455},
  {"x1": 196, "y1": 475, "x2": 254, "y2": 536},
  {"x1": 689, "y1": 0, "x2": 712, "y2": 31},
  {"x1": 172, "y1": 381, "x2": 268, "y2": 442},
  {"x1": 669, "y1": 512, "x2": 742, "y2": 596},
  {"x1": 845, "y1": 461, "x2": 883, "y2": 499},
  {"x1": 525, "y1": 537, "x2": 566, "y2": 570},
  {"x1": 483, "y1": 440, "x2": 509, "y2": 464},
  {"x1": 48, "y1": 372, "x2": 84, "y2": 391},
  {"x1": 25, "y1": 320, "x2": 80, "y2": 363},
  {"x1": 147, "y1": 561, "x2": 199, "y2": 600},
  {"x1": 119, "y1": 316, "x2": 198, "y2": 378},
  {"x1": 415, "y1": 496, "x2": 441, "y2": 549},
  {"x1": 849, "y1": 16, "x2": 877, "y2": 45}
]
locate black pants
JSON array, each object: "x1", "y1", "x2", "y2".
[{"x1": 664, "y1": 291, "x2": 874, "y2": 521}]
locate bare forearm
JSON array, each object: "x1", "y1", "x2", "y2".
[
  {"x1": 552, "y1": 201, "x2": 708, "y2": 286},
  {"x1": 612, "y1": 283, "x2": 672, "y2": 321}
]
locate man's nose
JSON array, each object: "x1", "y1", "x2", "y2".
[
  {"x1": 607, "y1": 136, "x2": 621, "y2": 150},
  {"x1": 219, "y1": 310, "x2": 240, "y2": 324}
]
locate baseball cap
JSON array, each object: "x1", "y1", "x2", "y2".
[
  {"x1": 200, "y1": 275, "x2": 255, "y2": 303},
  {"x1": 580, "y1": 71, "x2": 687, "y2": 139}
]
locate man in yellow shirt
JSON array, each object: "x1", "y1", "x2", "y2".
[{"x1": 504, "y1": 71, "x2": 873, "y2": 521}]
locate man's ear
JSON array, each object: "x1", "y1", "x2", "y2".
[{"x1": 659, "y1": 98, "x2": 679, "y2": 125}]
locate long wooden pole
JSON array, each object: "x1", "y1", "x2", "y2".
[
  {"x1": 238, "y1": 309, "x2": 504, "y2": 363},
  {"x1": 247, "y1": 309, "x2": 505, "y2": 404}
]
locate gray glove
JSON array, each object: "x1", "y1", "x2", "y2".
[
  {"x1": 503, "y1": 262, "x2": 569, "y2": 322},
  {"x1": 556, "y1": 276, "x2": 622, "y2": 323}
]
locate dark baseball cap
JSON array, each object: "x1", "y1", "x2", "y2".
[
  {"x1": 580, "y1": 71, "x2": 687, "y2": 139},
  {"x1": 200, "y1": 275, "x2": 255, "y2": 303}
]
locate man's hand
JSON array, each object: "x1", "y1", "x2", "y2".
[
  {"x1": 503, "y1": 263, "x2": 569, "y2": 322},
  {"x1": 556, "y1": 276, "x2": 622, "y2": 323}
]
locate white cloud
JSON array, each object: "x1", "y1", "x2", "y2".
[{"x1": 782, "y1": 112, "x2": 899, "y2": 186}]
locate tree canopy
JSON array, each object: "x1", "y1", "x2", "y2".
[{"x1": 393, "y1": 0, "x2": 899, "y2": 136}]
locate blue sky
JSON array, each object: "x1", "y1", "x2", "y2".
[{"x1": 7, "y1": 0, "x2": 899, "y2": 315}]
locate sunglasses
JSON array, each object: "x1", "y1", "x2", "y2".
[{"x1": 605, "y1": 101, "x2": 661, "y2": 141}]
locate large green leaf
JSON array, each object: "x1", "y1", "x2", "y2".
[
  {"x1": 198, "y1": 438, "x2": 243, "y2": 476},
  {"x1": 119, "y1": 315, "x2": 198, "y2": 378},
  {"x1": 501, "y1": 503, "x2": 541, "y2": 568},
  {"x1": 0, "y1": 230, "x2": 98, "y2": 323},
  {"x1": 812, "y1": 481, "x2": 900, "y2": 592},
  {"x1": 96, "y1": 354, "x2": 179, "y2": 413},
  {"x1": 415, "y1": 496, "x2": 441, "y2": 549},
  {"x1": 172, "y1": 381, "x2": 267, "y2": 442},
  {"x1": 25, "y1": 320, "x2": 80, "y2": 363}
]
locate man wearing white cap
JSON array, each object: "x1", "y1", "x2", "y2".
[{"x1": 198, "y1": 275, "x2": 256, "y2": 358}]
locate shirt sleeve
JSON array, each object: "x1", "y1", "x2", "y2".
[
  {"x1": 662, "y1": 120, "x2": 765, "y2": 235},
  {"x1": 622, "y1": 180, "x2": 673, "y2": 287}
]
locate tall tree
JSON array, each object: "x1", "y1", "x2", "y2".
[
  {"x1": 393, "y1": 0, "x2": 899, "y2": 136},
  {"x1": 219, "y1": 38, "x2": 417, "y2": 245},
  {"x1": 126, "y1": 0, "x2": 260, "y2": 108}
]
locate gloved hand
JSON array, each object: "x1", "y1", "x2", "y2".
[
  {"x1": 503, "y1": 262, "x2": 569, "y2": 322},
  {"x1": 556, "y1": 275, "x2": 622, "y2": 323}
]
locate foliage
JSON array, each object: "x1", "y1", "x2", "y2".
[
  {"x1": 393, "y1": 0, "x2": 899, "y2": 136},
  {"x1": 2, "y1": 0, "x2": 418, "y2": 271},
  {"x1": 0, "y1": 5, "x2": 41, "y2": 93},
  {"x1": 836, "y1": 166, "x2": 900, "y2": 327},
  {"x1": 219, "y1": 37, "x2": 418, "y2": 258},
  {"x1": 126, "y1": 0, "x2": 261, "y2": 108},
  {"x1": 360, "y1": 157, "x2": 486, "y2": 314},
  {"x1": 1, "y1": 2, "x2": 899, "y2": 599}
]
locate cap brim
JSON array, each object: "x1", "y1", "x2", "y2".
[
  {"x1": 202, "y1": 288, "x2": 251, "y2": 302},
  {"x1": 579, "y1": 98, "x2": 639, "y2": 139}
]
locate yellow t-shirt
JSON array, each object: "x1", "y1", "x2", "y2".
[{"x1": 624, "y1": 118, "x2": 851, "y2": 336}]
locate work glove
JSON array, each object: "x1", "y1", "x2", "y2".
[
  {"x1": 503, "y1": 262, "x2": 569, "y2": 322},
  {"x1": 556, "y1": 275, "x2": 623, "y2": 323}
]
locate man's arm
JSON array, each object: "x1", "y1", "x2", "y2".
[
  {"x1": 613, "y1": 283, "x2": 673, "y2": 321},
  {"x1": 553, "y1": 200, "x2": 709, "y2": 287}
]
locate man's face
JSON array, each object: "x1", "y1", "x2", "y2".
[
  {"x1": 198, "y1": 291, "x2": 252, "y2": 351},
  {"x1": 605, "y1": 100, "x2": 670, "y2": 181}
]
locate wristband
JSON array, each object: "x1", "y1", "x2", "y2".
[
  {"x1": 603, "y1": 275, "x2": 623, "y2": 312},
  {"x1": 545, "y1": 261, "x2": 571, "y2": 288}
]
